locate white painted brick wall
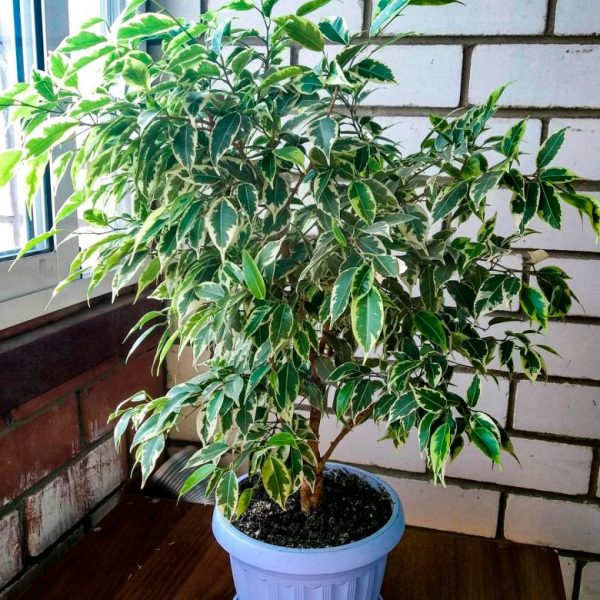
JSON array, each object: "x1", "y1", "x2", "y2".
[
  {"x1": 446, "y1": 436, "x2": 592, "y2": 494},
  {"x1": 383, "y1": 474, "x2": 500, "y2": 537},
  {"x1": 555, "y1": 0, "x2": 600, "y2": 35},
  {"x1": 387, "y1": 0, "x2": 547, "y2": 35},
  {"x1": 504, "y1": 495, "x2": 600, "y2": 553},
  {"x1": 23, "y1": 439, "x2": 126, "y2": 556},
  {"x1": 319, "y1": 414, "x2": 425, "y2": 473},
  {"x1": 559, "y1": 556, "x2": 577, "y2": 600},
  {"x1": 547, "y1": 119, "x2": 600, "y2": 181},
  {"x1": 514, "y1": 381, "x2": 600, "y2": 440},
  {"x1": 470, "y1": 45, "x2": 600, "y2": 108},
  {"x1": 580, "y1": 562, "x2": 600, "y2": 600},
  {"x1": 299, "y1": 45, "x2": 463, "y2": 107},
  {"x1": 538, "y1": 323, "x2": 600, "y2": 380},
  {"x1": 0, "y1": 511, "x2": 21, "y2": 588}
]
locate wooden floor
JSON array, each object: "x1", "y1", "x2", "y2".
[{"x1": 19, "y1": 495, "x2": 565, "y2": 600}]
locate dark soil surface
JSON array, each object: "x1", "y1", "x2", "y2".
[{"x1": 232, "y1": 468, "x2": 393, "y2": 549}]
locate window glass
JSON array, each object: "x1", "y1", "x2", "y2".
[{"x1": 0, "y1": 0, "x2": 50, "y2": 259}]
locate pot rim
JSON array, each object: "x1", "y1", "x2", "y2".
[{"x1": 212, "y1": 462, "x2": 405, "y2": 574}]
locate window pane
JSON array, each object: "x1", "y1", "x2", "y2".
[{"x1": 0, "y1": 0, "x2": 50, "y2": 259}]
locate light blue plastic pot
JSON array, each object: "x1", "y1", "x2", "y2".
[{"x1": 212, "y1": 463, "x2": 405, "y2": 600}]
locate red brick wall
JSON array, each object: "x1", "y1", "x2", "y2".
[{"x1": 0, "y1": 305, "x2": 165, "y2": 597}]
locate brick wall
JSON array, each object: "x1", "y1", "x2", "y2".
[
  {"x1": 164, "y1": 1, "x2": 600, "y2": 598},
  {"x1": 0, "y1": 304, "x2": 165, "y2": 598}
]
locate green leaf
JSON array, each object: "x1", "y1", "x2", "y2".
[
  {"x1": 267, "y1": 432, "x2": 298, "y2": 447},
  {"x1": 466, "y1": 374, "x2": 481, "y2": 407},
  {"x1": 237, "y1": 183, "x2": 258, "y2": 217},
  {"x1": 172, "y1": 123, "x2": 197, "y2": 169},
  {"x1": 351, "y1": 380, "x2": 375, "y2": 418},
  {"x1": 261, "y1": 66, "x2": 305, "y2": 88},
  {"x1": 352, "y1": 264, "x2": 374, "y2": 299},
  {"x1": 216, "y1": 470, "x2": 239, "y2": 519},
  {"x1": 25, "y1": 119, "x2": 78, "y2": 157},
  {"x1": 538, "y1": 184, "x2": 562, "y2": 229},
  {"x1": 432, "y1": 181, "x2": 468, "y2": 220},
  {"x1": 354, "y1": 58, "x2": 394, "y2": 82},
  {"x1": 474, "y1": 275, "x2": 521, "y2": 315},
  {"x1": 416, "y1": 388, "x2": 448, "y2": 412},
  {"x1": 59, "y1": 31, "x2": 106, "y2": 52},
  {"x1": 242, "y1": 250, "x2": 266, "y2": 299},
  {"x1": 180, "y1": 464, "x2": 216, "y2": 496},
  {"x1": 349, "y1": 181, "x2": 376, "y2": 224},
  {"x1": 319, "y1": 17, "x2": 350, "y2": 45},
  {"x1": 270, "y1": 304, "x2": 294, "y2": 346},
  {"x1": 136, "y1": 257, "x2": 161, "y2": 299},
  {"x1": 117, "y1": 13, "x2": 180, "y2": 42},
  {"x1": 140, "y1": 435, "x2": 165, "y2": 487},
  {"x1": 274, "y1": 146, "x2": 305, "y2": 168},
  {"x1": 207, "y1": 198, "x2": 238, "y2": 253},
  {"x1": 537, "y1": 128, "x2": 566, "y2": 169},
  {"x1": 0, "y1": 150, "x2": 22, "y2": 187},
  {"x1": 430, "y1": 420, "x2": 451, "y2": 480},
  {"x1": 197, "y1": 281, "x2": 226, "y2": 302},
  {"x1": 520, "y1": 284, "x2": 549, "y2": 328},
  {"x1": 122, "y1": 56, "x2": 151, "y2": 90},
  {"x1": 236, "y1": 488, "x2": 254, "y2": 518},
  {"x1": 210, "y1": 112, "x2": 242, "y2": 165},
  {"x1": 370, "y1": 0, "x2": 410, "y2": 36},
  {"x1": 330, "y1": 267, "x2": 357, "y2": 322},
  {"x1": 275, "y1": 15, "x2": 325, "y2": 51},
  {"x1": 540, "y1": 167, "x2": 579, "y2": 184},
  {"x1": 389, "y1": 390, "x2": 418, "y2": 422},
  {"x1": 308, "y1": 117, "x2": 338, "y2": 161},
  {"x1": 13, "y1": 229, "x2": 59, "y2": 262},
  {"x1": 471, "y1": 170, "x2": 503, "y2": 208},
  {"x1": 276, "y1": 362, "x2": 299, "y2": 411},
  {"x1": 297, "y1": 0, "x2": 334, "y2": 15},
  {"x1": 414, "y1": 311, "x2": 447, "y2": 349},
  {"x1": 501, "y1": 120, "x2": 526, "y2": 159},
  {"x1": 351, "y1": 287, "x2": 384, "y2": 354},
  {"x1": 560, "y1": 192, "x2": 600, "y2": 237},
  {"x1": 187, "y1": 441, "x2": 230, "y2": 467},
  {"x1": 24, "y1": 154, "x2": 48, "y2": 210},
  {"x1": 470, "y1": 427, "x2": 501, "y2": 464},
  {"x1": 334, "y1": 380, "x2": 355, "y2": 418},
  {"x1": 261, "y1": 455, "x2": 292, "y2": 509}
]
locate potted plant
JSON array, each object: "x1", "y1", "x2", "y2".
[{"x1": 2, "y1": 0, "x2": 598, "y2": 598}]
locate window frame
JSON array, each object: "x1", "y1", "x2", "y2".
[{"x1": 0, "y1": 0, "x2": 124, "y2": 331}]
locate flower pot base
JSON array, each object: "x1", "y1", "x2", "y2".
[
  {"x1": 233, "y1": 597, "x2": 384, "y2": 599},
  {"x1": 214, "y1": 464, "x2": 404, "y2": 600}
]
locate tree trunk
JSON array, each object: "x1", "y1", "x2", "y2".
[{"x1": 300, "y1": 465, "x2": 324, "y2": 512}]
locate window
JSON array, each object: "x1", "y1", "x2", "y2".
[{"x1": 0, "y1": 0, "x2": 125, "y2": 329}]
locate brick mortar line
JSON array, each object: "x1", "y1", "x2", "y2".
[
  {"x1": 343, "y1": 460, "x2": 600, "y2": 506},
  {"x1": 362, "y1": 0, "x2": 372, "y2": 35},
  {"x1": 505, "y1": 379, "x2": 517, "y2": 431},
  {"x1": 545, "y1": 0, "x2": 559, "y2": 36},
  {"x1": 454, "y1": 365, "x2": 600, "y2": 388},
  {"x1": 359, "y1": 106, "x2": 600, "y2": 119},
  {"x1": 359, "y1": 34, "x2": 600, "y2": 45},
  {"x1": 495, "y1": 491, "x2": 508, "y2": 539},
  {"x1": 589, "y1": 447, "x2": 600, "y2": 497},
  {"x1": 573, "y1": 561, "x2": 584, "y2": 600},
  {"x1": 0, "y1": 430, "x2": 115, "y2": 522},
  {"x1": 459, "y1": 45, "x2": 473, "y2": 107}
]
